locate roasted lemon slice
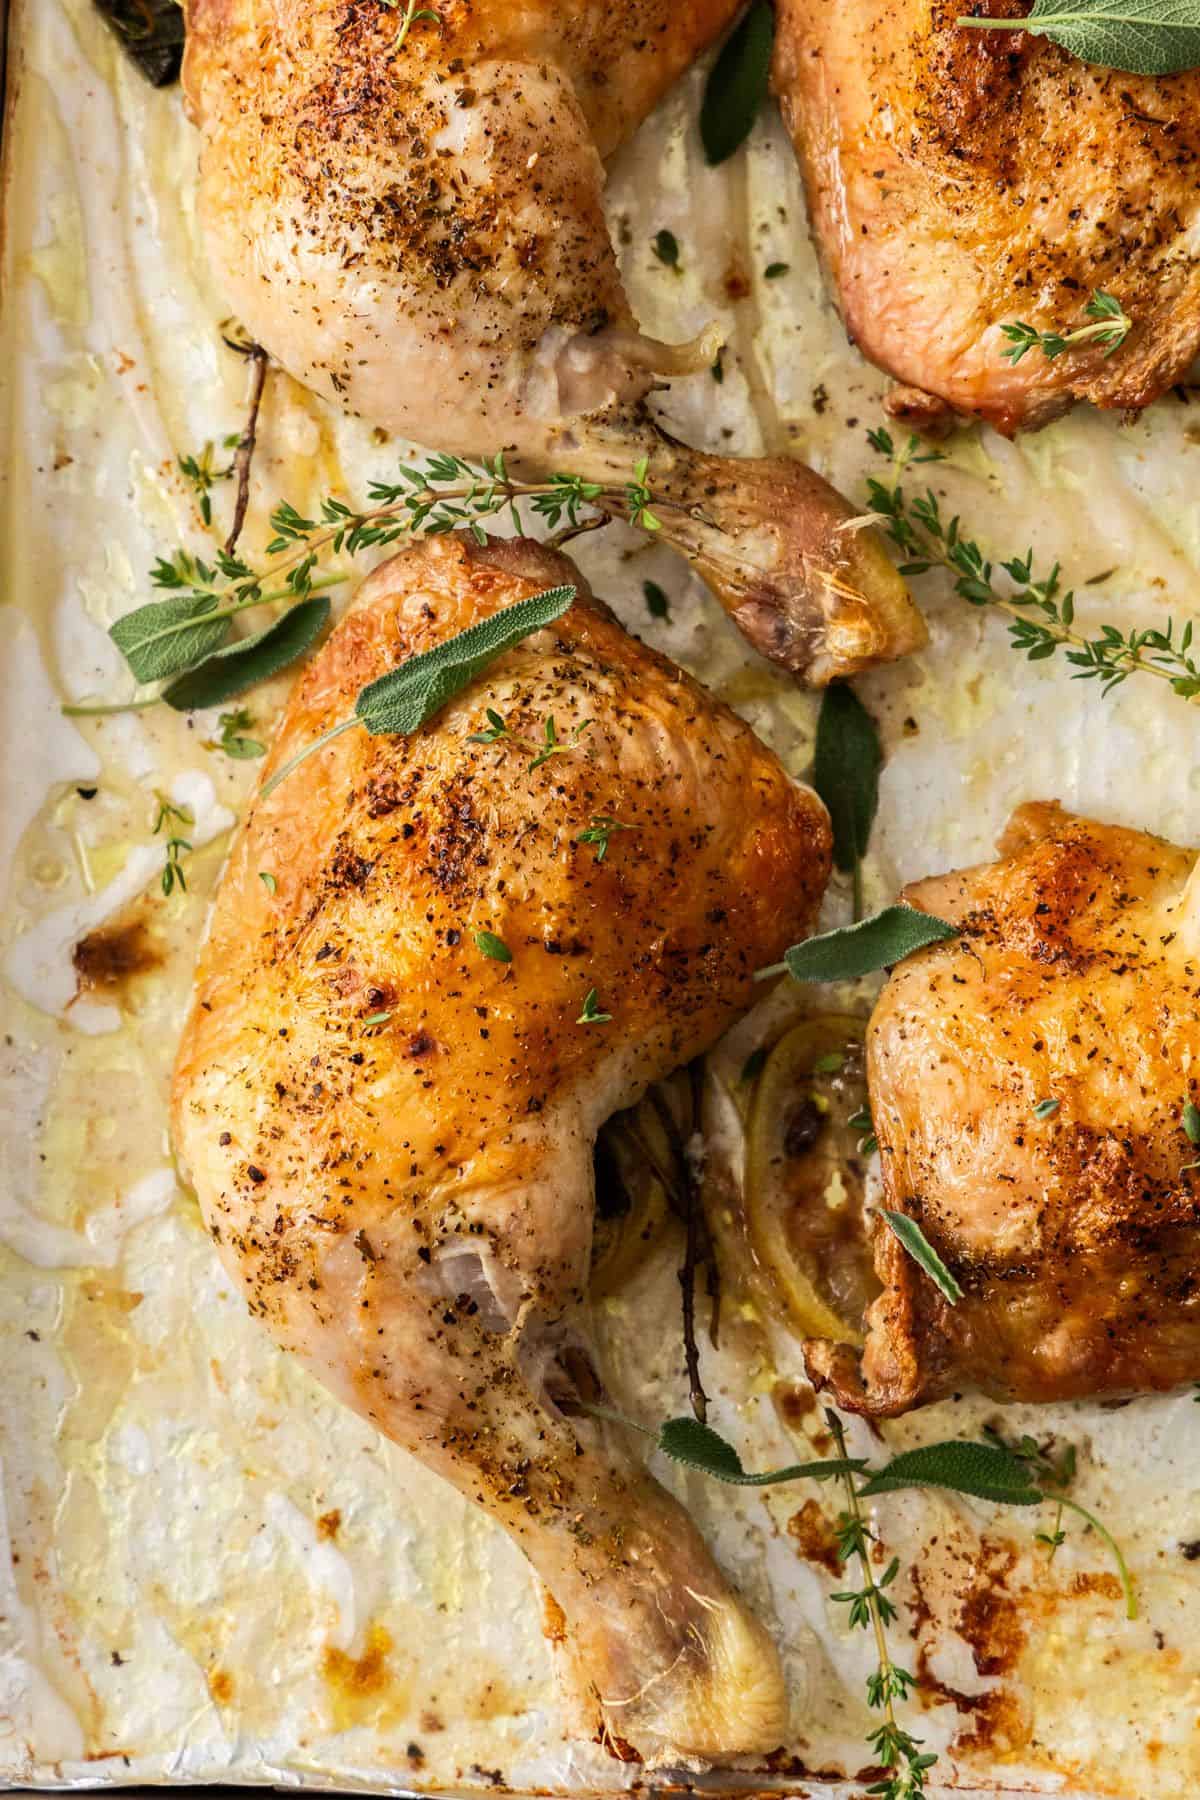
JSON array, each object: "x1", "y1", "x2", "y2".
[{"x1": 744, "y1": 1014, "x2": 879, "y2": 1344}]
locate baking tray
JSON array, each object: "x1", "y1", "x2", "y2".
[{"x1": 4, "y1": 3, "x2": 1200, "y2": 1796}]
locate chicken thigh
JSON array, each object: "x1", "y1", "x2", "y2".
[
  {"x1": 807, "y1": 803, "x2": 1200, "y2": 1415},
  {"x1": 180, "y1": 0, "x2": 924, "y2": 682},
  {"x1": 172, "y1": 531, "x2": 832, "y2": 1760},
  {"x1": 774, "y1": 0, "x2": 1200, "y2": 433}
]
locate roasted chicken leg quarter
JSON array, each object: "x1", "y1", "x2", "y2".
[
  {"x1": 172, "y1": 532, "x2": 833, "y2": 1761},
  {"x1": 181, "y1": 0, "x2": 924, "y2": 683},
  {"x1": 774, "y1": 0, "x2": 1200, "y2": 432},
  {"x1": 807, "y1": 803, "x2": 1200, "y2": 1415}
]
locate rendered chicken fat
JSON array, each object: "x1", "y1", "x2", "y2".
[{"x1": 171, "y1": 532, "x2": 832, "y2": 1761}]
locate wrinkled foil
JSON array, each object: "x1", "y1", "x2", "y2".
[{"x1": 3, "y1": 1, "x2": 1200, "y2": 1794}]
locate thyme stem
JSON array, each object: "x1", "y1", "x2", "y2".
[{"x1": 224, "y1": 342, "x2": 269, "y2": 556}]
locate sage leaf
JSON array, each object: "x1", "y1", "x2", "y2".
[
  {"x1": 354, "y1": 585, "x2": 576, "y2": 736},
  {"x1": 858, "y1": 1440, "x2": 1043, "y2": 1507},
  {"x1": 163, "y1": 597, "x2": 331, "y2": 710},
  {"x1": 765, "y1": 905, "x2": 959, "y2": 984},
  {"x1": 263, "y1": 585, "x2": 578, "y2": 799},
  {"x1": 882, "y1": 1209, "x2": 964, "y2": 1305},
  {"x1": 700, "y1": 0, "x2": 774, "y2": 165},
  {"x1": 111, "y1": 592, "x2": 230, "y2": 684},
  {"x1": 813, "y1": 682, "x2": 882, "y2": 876},
  {"x1": 657, "y1": 1416, "x2": 866, "y2": 1487},
  {"x1": 958, "y1": 0, "x2": 1200, "y2": 77}
]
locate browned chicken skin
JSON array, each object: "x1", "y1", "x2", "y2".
[
  {"x1": 774, "y1": 0, "x2": 1200, "y2": 433},
  {"x1": 180, "y1": 0, "x2": 924, "y2": 681},
  {"x1": 807, "y1": 803, "x2": 1200, "y2": 1415},
  {"x1": 172, "y1": 532, "x2": 833, "y2": 1760}
]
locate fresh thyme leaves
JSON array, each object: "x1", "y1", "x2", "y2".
[
  {"x1": 813, "y1": 683, "x2": 882, "y2": 921},
  {"x1": 655, "y1": 1405, "x2": 1131, "y2": 1796},
  {"x1": 467, "y1": 708, "x2": 510, "y2": 746},
  {"x1": 83, "y1": 454, "x2": 666, "y2": 719},
  {"x1": 161, "y1": 595, "x2": 332, "y2": 712},
  {"x1": 259, "y1": 870, "x2": 277, "y2": 895},
  {"x1": 652, "y1": 229, "x2": 681, "y2": 269},
  {"x1": 469, "y1": 708, "x2": 594, "y2": 770},
  {"x1": 153, "y1": 796, "x2": 193, "y2": 898},
  {"x1": 1034, "y1": 1096, "x2": 1061, "y2": 1120},
  {"x1": 867, "y1": 428, "x2": 1200, "y2": 703},
  {"x1": 216, "y1": 709, "x2": 266, "y2": 760},
  {"x1": 577, "y1": 987, "x2": 612, "y2": 1025},
  {"x1": 700, "y1": 0, "x2": 775, "y2": 165},
  {"x1": 999, "y1": 289, "x2": 1132, "y2": 365},
  {"x1": 528, "y1": 716, "x2": 593, "y2": 771},
  {"x1": 956, "y1": 0, "x2": 1200, "y2": 77},
  {"x1": 576, "y1": 816, "x2": 632, "y2": 862},
  {"x1": 645, "y1": 1399, "x2": 1138, "y2": 1795},
  {"x1": 474, "y1": 930, "x2": 512, "y2": 964},
  {"x1": 362, "y1": 1010, "x2": 392, "y2": 1027},
  {"x1": 881, "y1": 1211, "x2": 964, "y2": 1306},
  {"x1": 757, "y1": 906, "x2": 959, "y2": 985},
  {"x1": 179, "y1": 442, "x2": 233, "y2": 527},
  {"x1": 262, "y1": 586, "x2": 577, "y2": 796},
  {"x1": 643, "y1": 579, "x2": 671, "y2": 621},
  {"x1": 826, "y1": 1414, "x2": 933, "y2": 1800},
  {"x1": 378, "y1": 0, "x2": 440, "y2": 52},
  {"x1": 764, "y1": 261, "x2": 790, "y2": 279}
]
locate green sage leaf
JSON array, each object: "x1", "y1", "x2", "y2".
[
  {"x1": 958, "y1": 0, "x2": 1200, "y2": 77},
  {"x1": 858, "y1": 1440, "x2": 1043, "y2": 1507},
  {"x1": 813, "y1": 682, "x2": 882, "y2": 875},
  {"x1": 355, "y1": 585, "x2": 576, "y2": 737},
  {"x1": 771, "y1": 905, "x2": 958, "y2": 984},
  {"x1": 163, "y1": 597, "x2": 331, "y2": 710},
  {"x1": 111, "y1": 592, "x2": 230, "y2": 684},
  {"x1": 700, "y1": 0, "x2": 774, "y2": 165},
  {"x1": 657, "y1": 1416, "x2": 866, "y2": 1487},
  {"x1": 882, "y1": 1209, "x2": 964, "y2": 1305}
]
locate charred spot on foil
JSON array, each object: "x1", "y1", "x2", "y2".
[{"x1": 73, "y1": 918, "x2": 162, "y2": 992}]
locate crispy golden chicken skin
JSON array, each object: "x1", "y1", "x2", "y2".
[
  {"x1": 774, "y1": 0, "x2": 1200, "y2": 433},
  {"x1": 807, "y1": 803, "x2": 1200, "y2": 1414},
  {"x1": 172, "y1": 532, "x2": 832, "y2": 1761},
  {"x1": 179, "y1": 0, "x2": 924, "y2": 682}
]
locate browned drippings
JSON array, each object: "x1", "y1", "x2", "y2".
[
  {"x1": 787, "y1": 1499, "x2": 842, "y2": 1577},
  {"x1": 73, "y1": 917, "x2": 161, "y2": 992},
  {"x1": 209, "y1": 1668, "x2": 235, "y2": 1704}
]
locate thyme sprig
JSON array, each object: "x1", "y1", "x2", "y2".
[
  {"x1": 615, "y1": 1406, "x2": 1136, "y2": 1796},
  {"x1": 827, "y1": 1413, "x2": 934, "y2": 1800},
  {"x1": 153, "y1": 795, "x2": 193, "y2": 898},
  {"x1": 867, "y1": 429, "x2": 1200, "y2": 703},
  {"x1": 72, "y1": 453, "x2": 667, "y2": 720},
  {"x1": 1000, "y1": 289, "x2": 1132, "y2": 365}
]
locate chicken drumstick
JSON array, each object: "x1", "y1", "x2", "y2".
[
  {"x1": 172, "y1": 532, "x2": 832, "y2": 1759},
  {"x1": 181, "y1": 0, "x2": 923, "y2": 682}
]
